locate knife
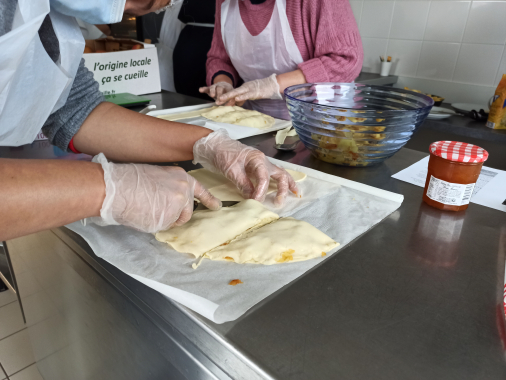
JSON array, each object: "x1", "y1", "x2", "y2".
[{"x1": 194, "y1": 201, "x2": 239, "y2": 211}]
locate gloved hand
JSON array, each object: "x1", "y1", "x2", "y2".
[
  {"x1": 90, "y1": 153, "x2": 221, "y2": 233},
  {"x1": 193, "y1": 130, "x2": 299, "y2": 207},
  {"x1": 199, "y1": 82, "x2": 236, "y2": 105},
  {"x1": 216, "y1": 74, "x2": 282, "y2": 105}
]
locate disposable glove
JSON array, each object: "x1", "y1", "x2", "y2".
[
  {"x1": 193, "y1": 130, "x2": 298, "y2": 207},
  {"x1": 199, "y1": 81, "x2": 235, "y2": 105},
  {"x1": 90, "y1": 153, "x2": 221, "y2": 233},
  {"x1": 217, "y1": 74, "x2": 281, "y2": 105}
]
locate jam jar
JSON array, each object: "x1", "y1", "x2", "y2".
[{"x1": 423, "y1": 141, "x2": 489, "y2": 211}]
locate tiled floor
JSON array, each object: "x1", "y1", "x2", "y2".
[{"x1": 0, "y1": 289, "x2": 43, "y2": 380}]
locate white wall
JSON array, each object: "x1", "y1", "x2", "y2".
[{"x1": 351, "y1": 0, "x2": 506, "y2": 104}]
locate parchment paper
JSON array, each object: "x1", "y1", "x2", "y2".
[
  {"x1": 66, "y1": 159, "x2": 403, "y2": 323},
  {"x1": 147, "y1": 104, "x2": 292, "y2": 140}
]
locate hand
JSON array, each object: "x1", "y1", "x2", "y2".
[
  {"x1": 193, "y1": 130, "x2": 298, "y2": 207},
  {"x1": 199, "y1": 82, "x2": 238, "y2": 106},
  {"x1": 217, "y1": 74, "x2": 282, "y2": 105},
  {"x1": 90, "y1": 153, "x2": 221, "y2": 233}
]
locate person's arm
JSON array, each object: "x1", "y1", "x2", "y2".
[
  {"x1": 0, "y1": 159, "x2": 105, "y2": 241},
  {"x1": 296, "y1": 0, "x2": 363, "y2": 84},
  {"x1": 42, "y1": 59, "x2": 105, "y2": 152},
  {"x1": 205, "y1": 0, "x2": 239, "y2": 87},
  {"x1": 0, "y1": 155, "x2": 222, "y2": 241},
  {"x1": 275, "y1": 69, "x2": 307, "y2": 94},
  {"x1": 72, "y1": 102, "x2": 212, "y2": 162}
]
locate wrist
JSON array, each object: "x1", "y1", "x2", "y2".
[
  {"x1": 270, "y1": 74, "x2": 283, "y2": 100},
  {"x1": 214, "y1": 74, "x2": 234, "y2": 86}
]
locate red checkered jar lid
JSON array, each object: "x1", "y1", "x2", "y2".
[{"x1": 429, "y1": 141, "x2": 489, "y2": 163}]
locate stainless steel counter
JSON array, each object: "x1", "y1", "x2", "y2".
[
  {"x1": 355, "y1": 72, "x2": 398, "y2": 86},
  {"x1": 3, "y1": 91, "x2": 506, "y2": 380}
]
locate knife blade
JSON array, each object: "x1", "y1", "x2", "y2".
[{"x1": 194, "y1": 201, "x2": 240, "y2": 211}]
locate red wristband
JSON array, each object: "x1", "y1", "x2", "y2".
[{"x1": 68, "y1": 137, "x2": 81, "y2": 154}]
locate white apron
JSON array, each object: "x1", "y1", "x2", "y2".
[
  {"x1": 157, "y1": 2, "x2": 185, "y2": 92},
  {"x1": 0, "y1": 0, "x2": 84, "y2": 146},
  {"x1": 221, "y1": 0, "x2": 303, "y2": 120}
]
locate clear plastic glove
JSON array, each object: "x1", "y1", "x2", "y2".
[
  {"x1": 199, "y1": 81, "x2": 235, "y2": 105},
  {"x1": 90, "y1": 153, "x2": 221, "y2": 233},
  {"x1": 217, "y1": 74, "x2": 282, "y2": 105},
  {"x1": 193, "y1": 130, "x2": 299, "y2": 207}
]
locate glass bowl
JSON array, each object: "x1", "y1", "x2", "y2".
[{"x1": 284, "y1": 83, "x2": 434, "y2": 166}]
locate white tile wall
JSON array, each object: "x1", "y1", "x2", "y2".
[
  {"x1": 356, "y1": 0, "x2": 506, "y2": 101},
  {"x1": 462, "y1": 2, "x2": 506, "y2": 45},
  {"x1": 359, "y1": 1, "x2": 395, "y2": 38},
  {"x1": 349, "y1": 0, "x2": 363, "y2": 25},
  {"x1": 496, "y1": 49, "x2": 506, "y2": 87},
  {"x1": 387, "y1": 39, "x2": 422, "y2": 76},
  {"x1": 417, "y1": 41, "x2": 460, "y2": 80},
  {"x1": 361, "y1": 38, "x2": 388, "y2": 73},
  {"x1": 453, "y1": 43, "x2": 503, "y2": 85},
  {"x1": 424, "y1": 2, "x2": 470, "y2": 43},
  {"x1": 389, "y1": 2, "x2": 430, "y2": 41}
]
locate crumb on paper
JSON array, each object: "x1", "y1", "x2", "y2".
[
  {"x1": 229, "y1": 279, "x2": 243, "y2": 286},
  {"x1": 276, "y1": 249, "x2": 295, "y2": 263},
  {"x1": 224, "y1": 256, "x2": 234, "y2": 261},
  {"x1": 321, "y1": 252, "x2": 326, "y2": 257}
]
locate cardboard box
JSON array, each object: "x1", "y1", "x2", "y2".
[{"x1": 83, "y1": 38, "x2": 161, "y2": 96}]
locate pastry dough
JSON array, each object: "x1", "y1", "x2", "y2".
[
  {"x1": 188, "y1": 168, "x2": 307, "y2": 202},
  {"x1": 155, "y1": 199, "x2": 279, "y2": 258},
  {"x1": 156, "y1": 108, "x2": 209, "y2": 121},
  {"x1": 202, "y1": 106, "x2": 275, "y2": 129},
  {"x1": 205, "y1": 217, "x2": 339, "y2": 265},
  {"x1": 155, "y1": 106, "x2": 276, "y2": 129}
]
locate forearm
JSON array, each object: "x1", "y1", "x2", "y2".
[
  {"x1": 73, "y1": 102, "x2": 213, "y2": 163},
  {"x1": 276, "y1": 69, "x2": 307, "y2": 94},
  {"x1": 0, "y1": 159, "x2": 105, "y2": 241}
]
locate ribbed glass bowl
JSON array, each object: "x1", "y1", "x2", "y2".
[{"x1": 285, "y1": 83, "x2": 434, "y2": 166}]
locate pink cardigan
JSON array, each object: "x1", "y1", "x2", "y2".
[{"x1": 206, "y1": 0, "x2": 363, "y2": 86}]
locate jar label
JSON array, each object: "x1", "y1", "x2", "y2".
[{"x1": 426, "y1": 176, "x2": 475, "y2": 206}]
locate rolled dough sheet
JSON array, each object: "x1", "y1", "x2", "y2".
[
  {"x1": 188, "y1": 168, "x2": 307, "y2": 202},
  {"x1": 202, "y1": 106, "x2": 275, "y2": 129},
  {"x1": 205, "y1": 217, "x2": 339, "y2": 265},
  {"x1": 155, "y1": 199, "x2": 279, "y2": 258},
  {"x1": 156, "y1": 108, "x2": 208, "y2": 121}
]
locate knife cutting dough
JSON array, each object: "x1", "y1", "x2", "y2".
[
  {"x1": 156, "y1": 106, "x2": 276, "y2": 129},
  {"x1": 155, "y1": 200, "x2": 339, "y2": 267},
  {"x1": 188, "y1": 168, "x2": 306, "y2": 202}
]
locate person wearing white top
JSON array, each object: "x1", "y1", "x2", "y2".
[{"x1": 0, "y1": 0, "x2": 299, "y2": 241}]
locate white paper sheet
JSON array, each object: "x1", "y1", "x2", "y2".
[
  {"x1": 67, "y1": 160, "x2": 403, "y2": 323},
  {"x1": 392, "y1": 156, "x2": 506, "y2": 212},
  {"x1": 147, "y1": 104, "x2": 292, "y2": 140}
]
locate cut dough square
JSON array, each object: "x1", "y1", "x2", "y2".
[
  {"x1": 155, "y1": 199, "x2": 279, "y2": 258},
  {"x1": 205, "y1": 217, "x2": 339, "y2": 265}
]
